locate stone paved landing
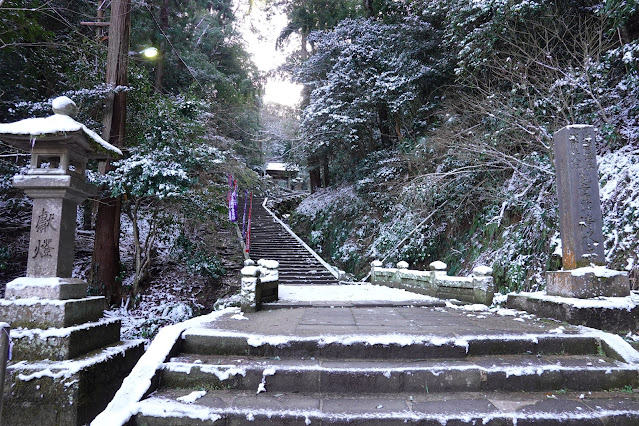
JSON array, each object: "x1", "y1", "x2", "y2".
[{"x1": 198, "y1": 305, "x2": 580, "y2": 337}]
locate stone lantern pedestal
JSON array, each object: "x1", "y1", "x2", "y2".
[{"x1": 0, "y1": 97, "x2": 144, "y2": 425}]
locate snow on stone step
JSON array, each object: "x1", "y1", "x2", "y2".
[
  {"x1": 158, "y1": 353, "x2": 638, "y2": 395},
  {"x1": 135, "y1": 390, "x2": 639, "y2": 426},
  {"x1": 180, "y1": 329, "x2": 604, "y2": 360}
]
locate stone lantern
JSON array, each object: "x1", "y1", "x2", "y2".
[
  {"x1": 0, "y1": 98, "x2": 144, "y2": 426},
  {"x1": 0, "y1": 96, "x2": 122, "y2": 299}
]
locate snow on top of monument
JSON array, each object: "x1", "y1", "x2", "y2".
[
  {"x1": 569, "y1": 265, "x2": 627, "y2": 278},
  {"x1": 266, "y1": 161, "x2": 299, "y2": 171},
  {"x1": 0, "y1": 113, "x2": 122, "y2": 156}
]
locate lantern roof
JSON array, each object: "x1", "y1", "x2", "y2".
[{"x1": 0, "y1": 97, "x2": 122, "y2": 158}]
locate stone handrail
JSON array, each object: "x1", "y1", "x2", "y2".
[
  {"x1": 0, "y1": 322, "x2": 10, "y2": 425},
  {"x1": 371, "y1": 261, "x2": 494, "y2": 305},
  {"x1": 240, "y1": 259, "x2": 279, "y2": 312}
]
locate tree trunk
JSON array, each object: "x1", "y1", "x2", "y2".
[
  {"x1": 93, "y1": 170, "x2": 122, "y2": 305},
  {"x1": 301, "y1": 31, "x2": 309, "y2": 60},
  {"x1": 322, "y1": 159, "x2": 330, "y2": 188},
  {"x1": 362, "y1": 0, "x2": 374, "y2": 18},
  {"x1": 378, "y1": 105, "x2": 391, "y2": 148},
  {"x1": 309, "y1": 166, "x2": 322, "y2": 193},
  {"x1": 92, "y1": 0, "x2": 131, "y2": 306}
]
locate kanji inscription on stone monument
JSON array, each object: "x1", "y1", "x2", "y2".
[{"x1": 553, "y1": 125, "x2": 605, "y2": 269}]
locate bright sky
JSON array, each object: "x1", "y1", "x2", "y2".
[{"x1": 234, "y1": 1, "x2": 302, "y2": 107}]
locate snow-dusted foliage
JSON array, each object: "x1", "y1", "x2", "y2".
[
  {"x1": 287, "y1": 0, "x2": 639, "y2": 292},
  {"x1": 294, "y1": 14, "x2": 448, "y2": 171}
]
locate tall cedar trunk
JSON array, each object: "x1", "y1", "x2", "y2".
[
  {"x1": 301, "y1": 31, "x2": 309, "y2": 60},
  {"x1": 322, "y1": 160, "x2": 330, "y2": 187},
  {"x1": 309, "y1": 167, "x2": 322, "y2": 193},
  {"x1": 92, "y1": 0, "x2": 131, "y2": 306},
  {"x1": 378, "y1": 105, "x2": 391, "y2": 148},
  {"x1": 363, "y1": 0, "x2": 374, "y2": 17}
]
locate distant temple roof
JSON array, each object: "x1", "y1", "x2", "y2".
[{"x1": 266, "y1": 162, "x2": 299, "y2": 172}]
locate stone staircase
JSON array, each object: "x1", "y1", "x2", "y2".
[
  {"x1": 134, "y1": 324, "x2": 639, "y2": 426},
  {"x1": 248, "y1": 198, "x2": 339, "y2": 286},
  {"x1": 133, "y1": 318, "x2": 639, "y2": 425}
]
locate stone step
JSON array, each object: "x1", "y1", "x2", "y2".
[
  {"x1": 134, "y1": 390, "x2": 639, "y2": 425},
  {"x1": 0, "y1": 296, "x2": 106, "y2": 328},
  {"x1": 180, "y1": 329, "x2": 601, "y2": 359},
  {"x1": 10, "y1": 317, "x2": 121, "y2": 361},
  {"x1": 262, "y1": 300, "x2": 446, "y2": 309},
  {"x1": 4, "y1": 339, "x2": 145, "y2": 426},
  {"x1": 159, "y1": 353, "x2": 637, "y2": 394}
]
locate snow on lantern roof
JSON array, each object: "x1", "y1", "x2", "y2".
[
  {"x1": 0, "y1": 96, "x2": 122, "y2": 158},
  {"x1": 265, "y1": 162, "x2": 299, "y2": 172}
]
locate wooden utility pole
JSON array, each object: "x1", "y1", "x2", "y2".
[
  {"x1": 91, "y1": 0, "x2": 131, "y2": 306},
  {"x1": 154, "y1": 0, "x2": 170, "y2": 92}
]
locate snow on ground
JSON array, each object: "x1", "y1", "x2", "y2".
[
  {"x1": 516, "y1": 291, "x2": 639, "y2": 311},
  {"x1": 277, "y1": 284, "x2": 440, "y2": 302},
  {"x1": 91, "y1": 307, "x2": 238, "y2": 426}
]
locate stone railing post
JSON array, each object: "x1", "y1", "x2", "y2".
[
  {"x1": 0, "y1": 322, "x2": 9, "y2": 424},
  {"x1": 370, "y1": 260, "x2": 383, "y2": 284},
  {"x1": 257, "y1": 259, "x2": 279, "y2": 306},
  {"x1": 471, "y1": 265, "x2": 495, "y2": 305},
  {"x1": 429, "y1": 260, "x2": 447, "y2": 284},
  {"x1": 240, "y1": 259, "x2": 259, "y2": 313}
]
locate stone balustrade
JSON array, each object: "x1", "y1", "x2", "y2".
[
  {"x1": 240, "y1": 258, "x2": 279, "y2": 312},
  {"x1": 371, "y1": 260, "x2": 494, "y2": 305}
]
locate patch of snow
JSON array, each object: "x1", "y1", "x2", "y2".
[
  {"x1": 472, "y1": 265, "x2": 493, "y2": 276},
  {"x1": 516, "y1": 291, "x2": 639, "y2": 311},
  {"x1": 460, "y1": 304, "x2": 489, "y2": 312},
  {"x1": 11, "y1": 318, "x2": 119, "y2": 339},
  {"x1": 176, "y1": 390, "x2": 206, "y2": 404},
  {"x1": 135, "y1": 398, "x2": 222, "y2": 422},
  {"x1": 231, "y1": 314, "x2": 248, "y2": 321},
  {"x1": 257, "y1": 259, "x2": 279, "y2": 269},
  {"x1": 277, "y1": 284, "x2": 439, "y2": 302},
  {"x1": 15, "y1": 340, "x2": 142, "y2": 382},
  {"x1": 569, "y1": 266, "x2": 626, "y2": 278},
  {"x1": 429, "y1": 261, "x2": 447, "y2": 270},
  {"x1": 492, "y1": 293, "x2": 508, "y2": 305}
]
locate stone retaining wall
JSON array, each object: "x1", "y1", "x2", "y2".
[{"x1": 371, "y1": 261, "x2": 494, "y2": 305}]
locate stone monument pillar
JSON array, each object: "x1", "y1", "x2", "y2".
[{"x1": 547, "y1": 125, "x2": 629, "y2": 298}]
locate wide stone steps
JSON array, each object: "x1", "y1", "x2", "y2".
[
  {"x1": 158, "y1": 353, "x2": 636, "y2": 394},
  {"x1": 134, "y1": 329, "x2": 639, "y2": 425},
  {"x1": 180, "y1": 330, "x2": 600, "y2": 359},
  {"x1": 247, "y1": 198, "x2": 339, "y2": 286},
  {"x1": 135, "y1": 390, "x2": 639, "y2": 426}
]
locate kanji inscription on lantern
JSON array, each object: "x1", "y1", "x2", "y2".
[
  {"x1": 552, "y1": 125, "x2": 605, "y2": 269},
  {"x1": 33, "y1": 238, "x2": 54, "y2": 258},
  {"x1": 35, "y1": 208, "x2": 56, "y2": 233}
]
